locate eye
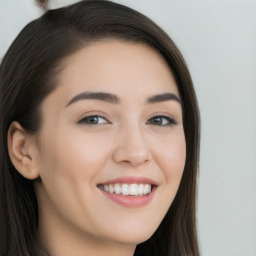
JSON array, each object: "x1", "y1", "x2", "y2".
[
  {"x1": 78, "y1": 115, "x2": 109, "y2": 125},
  {"x1": 146, "y1": 115, "x2": 177, "y2": 126}
]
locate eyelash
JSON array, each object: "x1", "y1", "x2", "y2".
[
  {"x1": 77, "y1": 115, "x2": 109, "y2": 125},
  {"x1": 146, "y1": 115, "x2": 177, "y2": 126},
  {"x1": 78, "y1": 115, "x2": 177, "y2": 126}
]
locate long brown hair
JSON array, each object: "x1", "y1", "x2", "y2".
[{"x1": 0, "y1": 1, "x2": 200, "y2": 255}]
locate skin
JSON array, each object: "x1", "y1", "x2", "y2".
[{"x1": 8, "y1": 40, "x2": 186, "y2": 256}]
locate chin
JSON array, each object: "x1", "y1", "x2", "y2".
[{"x1": 103, "y1": 224, "x2": 157, "y2": 246}]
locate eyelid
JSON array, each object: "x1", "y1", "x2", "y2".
[
  {"x1": 76, "y1": 112, "x2": 178, "y2": 126},
  {"x1": 77, "y1": 114, "x2": 111, "y2": 125},
  {"x1": 146, "y1": 114, "x2": 177, "y2": 126}
]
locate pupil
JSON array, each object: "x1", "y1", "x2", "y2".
[
  {"x1": 153, "y1": 117, "x2": 162, "y2": 124},
  {"x1": 88, "y1": 116, "x2": 98, "y2": 123}
]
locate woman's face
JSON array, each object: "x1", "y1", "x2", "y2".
[{"x1": 32, "y1": 40, "x2": 186, "y2": 253}]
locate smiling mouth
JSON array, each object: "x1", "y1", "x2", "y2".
[{"x1": 97, "y1": 183, "x2": 152, "y2": 196}]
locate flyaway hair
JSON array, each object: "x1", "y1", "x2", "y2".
[{"x1": 34, "y1": 0, "x2": 49, "y2": 10}]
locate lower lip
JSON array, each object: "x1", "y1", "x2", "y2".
[{"x1": 99, "y1": 186, "x2": 156, "y2": 208}]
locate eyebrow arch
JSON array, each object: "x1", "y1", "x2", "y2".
[
  {"x1": 65, "y1": 91, "x2": 181, "y2": 108},
  {"x1": 65, "y1": 92, "x2": 120, "y2": 107},
  {"x1": 147, "y1": 93, "x2": 181, "y2": 104}
]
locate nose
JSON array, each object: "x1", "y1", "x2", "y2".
[{"x1": 112, "y1": 124, "x2": 151, "y2": 167}]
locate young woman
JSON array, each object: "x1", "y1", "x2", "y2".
[{"x1": 0, "y1": 1, "x2": 200, "y2": 255}]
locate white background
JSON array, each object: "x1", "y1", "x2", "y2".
[{"x1": 0, "y1": 0, "x2": 255, "y2": 255}]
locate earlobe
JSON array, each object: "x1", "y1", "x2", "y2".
[{"x1": 7, "y1": 121, "x2": 39, "y2": 180}]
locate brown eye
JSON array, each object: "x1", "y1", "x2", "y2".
[
  {"x1": 147, "y1": 115, "x2": 176, "y2": 126},
  {"x1": 151, "y1": 117, "x2": 162, "y2": 125}
]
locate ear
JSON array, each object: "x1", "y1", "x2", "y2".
[{"x1": 7, "y1": 121, "x2": 39, "y2": 180}]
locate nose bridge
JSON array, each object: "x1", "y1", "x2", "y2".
[
  {"x1": 112, "y1": 119, "x2": 151, "y2": 166},
  {"x1": 125, "y1": 121, "x2": 147, "y2": 151}
]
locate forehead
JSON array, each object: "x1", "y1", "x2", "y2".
[{"x1": 48, "y1": 39, "x2": 179, "y2": 107}]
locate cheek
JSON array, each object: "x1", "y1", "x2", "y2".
[
  {"x1": 153, "y1": 128, "x2": 186, "y2": 185},
  {"x1": 62, "y1": 130, "x2": 114, "y2": 174},
  {"x1": 35, "y1": 129, "x2": 114, "y2": 227},
  {"x1": 39, "y1": 131, "x2": 111, "y2": 182}
]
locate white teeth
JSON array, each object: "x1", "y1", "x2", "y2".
[
  {"x1": 109, "y1": 184, "x2": 114, "y2": 193},
  {"x1": 114, "y1": 184, "x2": 121, "y2": 194},
  {"x1": 138, "y1": 184, "x2": 144, "y2": 195},
  {"x1": 144, "y1": 184, "x2": 151, "y2": 194},
  {"x1": 100, "y1": 183, "x2": 152, "y2": 196},
  {"x1": 104, "y1": 185, "x2": 109, "y2": 192},
  {"x1": 130, "y1": 184, "x2": 138, "y2": 195},
  {"x1": 121, "y1": 184, "x2": 129, "y2": 195}
]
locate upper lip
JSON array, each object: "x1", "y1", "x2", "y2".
[{"x1": 98, "y1": 176, "x2": 158, "y2": 186}]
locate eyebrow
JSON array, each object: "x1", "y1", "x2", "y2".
[
  {"x1": 65, "y1": 91, "x2": 181, "y2": 107},
  {"x1": 147, "y1": 93, "x2": 181, "y2": 104},
  {"x1": 65, "y1": 92, "x2": 120, "y2": 107}
]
